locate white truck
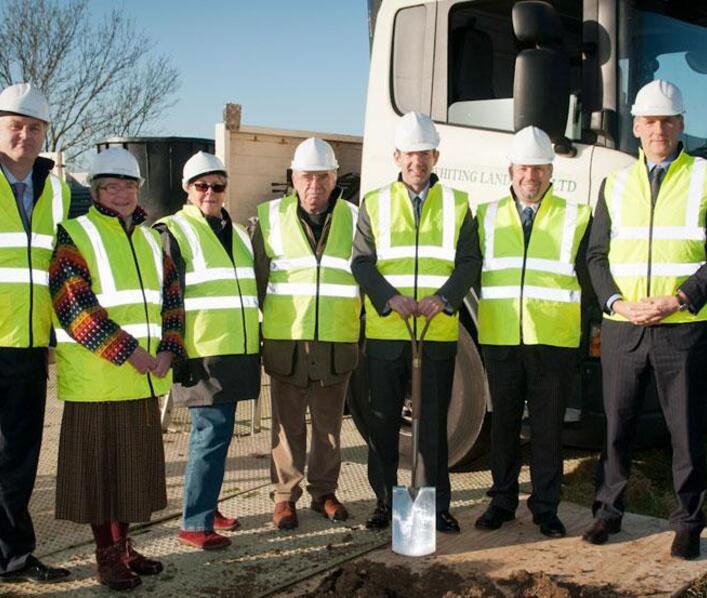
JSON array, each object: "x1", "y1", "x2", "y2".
[{"x1": 348, "y1": 0, "x2": 707, "y2": 466}]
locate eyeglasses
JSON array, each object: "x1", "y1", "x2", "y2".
[
  {"x1": 193, "y1": 182, "x2": 227, "y2": 193},
  {"x1": 98, "y1": 182, "x2": 139, "y2": 194}
]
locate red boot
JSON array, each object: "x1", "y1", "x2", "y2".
[
  {"x1": 120, "y1": 538, "x2": 163, "y2": 576},
  {"x1": 213, "y1": 510, "x2": 241, "y2": 531},
  {"x1": 95, "y1": 543, "x2": 141, "y2": 590}
]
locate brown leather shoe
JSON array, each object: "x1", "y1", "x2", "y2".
[
  {"x1": 120, "y1": 538, "x2": 163, "y2": 576},
  {"x1": 95, "y1": 543, "x2": 142, "y2": 591},
  {"x1": 311, "y1": 494, "x2": 349, "y2": 522},
  {"x1": 273, "y1": 501, "x2": 298, "y2": 530},
  {"x1": 213, "y1": 510, "x2": 241, "y2": 531},
  {"x1": 581, "y1": 518, "x2": 621, "y2": 545}
]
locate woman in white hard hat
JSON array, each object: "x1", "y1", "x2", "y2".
[
  {"x1": 49, "y1": 147, "x2": 185, "y2": 590},
  {"x1": 154, "y1": 151, "x2": 260, "y2": 550}
]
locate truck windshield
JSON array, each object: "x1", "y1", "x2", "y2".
[{"x1": 617, "y1": 4, "x2": 707, "y2": 157}]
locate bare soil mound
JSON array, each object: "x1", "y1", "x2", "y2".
[{"x1": 306, "y1": 559, "x2": 634, "y2": 597}]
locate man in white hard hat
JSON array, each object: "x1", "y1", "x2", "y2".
[
  {"x1": 0, "y1": 83, "x2": 71, "y2": 584},
  {"x1": 472, "y1": 126, "x2": 592, "y2": 538},
  {"x1": 584, "y1": 79, "x2": 707, "y2": 559},
  {"x1": 155, "y1": 152, "x2": 260, "y2": 550},
  {"x1": 253, "y1": 138, "x2": 361, "y2": 530},
  {"x1": 351, "y1": 111, "x2": 478, "y2": 533}
]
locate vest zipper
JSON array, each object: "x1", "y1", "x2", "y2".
[
  {"x1": 413, "y1": 199, "x2": 420, "y2": 338},
  {"x1": 647, "y1": 192, "x2": 656, "y2": 297},
  {"x1": 124, "y1": 224, "x2": 156, "y2": 398},
  {"x1": 229, "y1": 241, "x2": 248, "y2": 354},
  {"x1": 519, "y1": 212, "x2": 528, "y2": 344},
  {"x1": 26, "y1": 210, "x2": 34, "y2": 347}
]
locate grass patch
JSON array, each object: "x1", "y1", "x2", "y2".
[{"x1": 562, "y1": 445, "x2": 678, "y2": 519}]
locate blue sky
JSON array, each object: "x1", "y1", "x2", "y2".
[{"x1": 91, "y1": 0, "x2": 371, "y2": 139}]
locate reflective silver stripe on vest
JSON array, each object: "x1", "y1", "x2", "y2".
[
  {"x1": 611, "y1": 160, "x2": 706, "y2": 241},
  {"x1": 481, "y1": 285, "x2": 580, "y2": 303},
  {"x1": 383, "y1": 274, "x2": 449, "y2": 288},
  {"x1": 184, "y1": 295, "x2": 259, "y2": 311},
  {"x1": 233, "y1": 224, "x2": 254, "y2": 258},
  {"x1": 55, "y1": 322, "x2": 162, "y2": 344},
  {"x1": 76, "y1": 216, "x2": 163, "y2": 308},
  {"x1": 173, "y1": 215, "x2": 254, "y2": 285},
  {"x1": 376, "y1": 184, "x2": 457, "y2": 263},
  {"x1": 610, "y1": 261, "x2": 705, "y2": 277},
  {"x1": 482, "y1": 199, "x2": 577, "y2": 275},
  {"x1": 270, "y1": 256, "x2": 317, "y2": 271},
  {"x1": 0, "y1": 267, "x2": 49, "y2": 285},
  {"x1": 49, "y1": 174, "x2": 64, "y2": 230},
  {"x1": 267, "y1": 282, "x2": 358, "y2": 298},
  {"x1": 268, "y1": 197, "x2": 285, "y2": 256}
]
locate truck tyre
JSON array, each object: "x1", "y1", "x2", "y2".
[{"x1": 347, "y1": 323, "x2": 489, "y2": 468}]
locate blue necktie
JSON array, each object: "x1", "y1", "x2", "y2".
[
  {"x1": 650, "y1": 165, "x2": 664, "y2": 204},
  {"x1": 522, "y1": 206, "x2": 534, "y2": 246},
  {"x1": 413, "y1": 196, "x2": 421, "y2": 221},
  {"x1": 11, "y1": 182, "x2": 30, "y2": 230}
]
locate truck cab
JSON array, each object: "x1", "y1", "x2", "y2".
[{"x1": 352, "y1": 0, "x2": 707, "y2": 465}]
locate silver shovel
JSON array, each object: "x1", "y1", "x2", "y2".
[{"x1": 392, "y1": 318, "x2": 436, "y2": 557}]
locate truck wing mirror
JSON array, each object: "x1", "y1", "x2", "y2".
[{"x1": 512, "y1": 1, "x2": 570, "y2": 144}]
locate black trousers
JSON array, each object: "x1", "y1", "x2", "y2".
[
  {"x1": 366, "y1": 348, "x2": 454, "y2": 512},
  {"x1": 0, "y1": 347, "x2": 47, "y2": 574},
  {"x1": 483, "y1": 344, "x2": 575, "y2": 516},
  {"x1": 595, "y1": 321, "x2": 707, "y2": 532}
]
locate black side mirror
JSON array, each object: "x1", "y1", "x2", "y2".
[{"x1": 512, "y1": 1, "x2": 570, "y2": 142}]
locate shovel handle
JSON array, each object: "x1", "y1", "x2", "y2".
[{"x1": 404, "y1": 318, "x2": 430, "y2": 490}]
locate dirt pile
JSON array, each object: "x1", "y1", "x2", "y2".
[{"x1": 306, "y1": 560, "x2": 634, "y2": 597}]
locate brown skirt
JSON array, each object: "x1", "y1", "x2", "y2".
[{"x1": 55, "y1": 398, "x2": 167, "y2": 524}]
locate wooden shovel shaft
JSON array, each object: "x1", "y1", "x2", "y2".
[{"x1": 404, "y1": 318, "x2": 430, "y2": 489}]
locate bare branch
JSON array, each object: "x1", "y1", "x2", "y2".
[{"x1": 0, "y1": 0, "x2": 180, "y2": 164}]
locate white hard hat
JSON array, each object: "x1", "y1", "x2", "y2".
[
  {"x1": 290, "y1": 137, "x2": 339, "y2": 171},
  {"x1": 394, "y1": 111, "x2": 440, "y2": 152},
  {"x1": 182, "y1": 151, "x2": 227, "y2": 186},
  {"x1": 0, "y1": 83, "x2": 50, "y2": 123},
  {"x1": 631, "y1": 79, "x2": 685, "y2": 117},
  {"x1": 88, "y1": 147, "x2": 143, "y2": 185},
  {"x1": 507, "y1": 126, "x2": 555, "y2": 165}
]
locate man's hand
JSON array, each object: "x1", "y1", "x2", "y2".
[
  {"x1": 127, "y1": 346, "x2": 157, "y2": 374},
  {"x1": 612, "y1": 298, "x2": 674, "y2": 326},
  {"x1": 388, "y1": 294, "x2": 418, "y2": 319},
  {"x1": 151, "y1": 351, "x2": 174, "y2": 378},
  {"x1": 638, "y1": 295, "x2": 681, "y2": 324},
  {"x1": 417, "y1": 295, "x2": 445, "y2": 321}
]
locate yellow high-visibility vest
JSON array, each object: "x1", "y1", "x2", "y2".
[
  {"x1": 258, "y1": 193, "x2": 361, "y2": 342},
  {"x1": 363, "y1": 181, "x2": 468, "y2": 341},
  {"x1": 604, "y1": 149, "x2": 707, "y2": 323},
  {"x1": 55, "y1": 207, "x2": 171, "y2": 401},
  {"x1": 157, "y1": 204, "x2": 259, "y2": 357},
  {"x1": 477, "y1": 191, "x2": 590, "y2": 347},
  {"x1": 0, "y1": 170, "x2": 70, "y2": 347}
]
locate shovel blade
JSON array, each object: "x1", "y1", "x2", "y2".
[{"x1": 392, "y1": 485, "x2": 436, "y2": 556}]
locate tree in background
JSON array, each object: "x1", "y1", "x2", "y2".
[{"x1": 0, "y1": 0, "x2": 180, "y2": 164}]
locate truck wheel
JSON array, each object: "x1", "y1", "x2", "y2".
[{"x1": 346, "y1": 323, "x2": 489, "y2": 468}]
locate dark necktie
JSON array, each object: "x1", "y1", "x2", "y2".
[
  {"x1": 11, "y1": 182, "x2": 29, "y2": 230},
  {"x1": 413, "y1": 196, "x2": 421, "y2": 222},
  {"x1": 522, "y1": 206, "x2": 534, "y2": 246},
  {"x1": 650, "y1": 165, "x2": 664, "y2": 205}
]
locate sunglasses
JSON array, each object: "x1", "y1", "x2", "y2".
[{"x1": 193, "y1": 182, "x2": 227, "y2": 193}]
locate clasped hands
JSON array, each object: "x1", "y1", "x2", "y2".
[
  {"x1": 127, "y1": 347, "x2": 174, "y2": 377},
  {"x1": 388, "y1": 294, "x2": 445, "y2": 320},
  {"x1": 613, "y1": 295, "x2": 682, "y2": 326}
]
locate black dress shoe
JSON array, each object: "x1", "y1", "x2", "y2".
[
  {"x1": 581, "y1": 518, "x2": 621, "y2": 545},
  {"x1": 436, "y1": 510, "x2": 461, "y2": 534},
  {"x1": 365, "y1": 502, "x2": 391, "y2": 530},
  {"x1": 532, "y1": 512, "x2": 566, "y2": 538},
  {"x1": 0, "y1": 556, "x2": 70, "y2": 584},
  {"x1": 475, "y1": 505, "x2": 515, "y2": 531},
  {"x1": 671, "y1": 529, "x2": 701, "y2": 560}
]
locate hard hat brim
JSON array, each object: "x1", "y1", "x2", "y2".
[
  {"x1": 395, "y1": 142, "x2": 439, "y2": 152},
  {"x1": 631, "y1": 106, "x2": 685, "y2": 117},
  {"x1": 290, "y1": 163, "x2": 339, "y2": 172},
  {"x1": 507, "y1": 155, "x2": 553, "y2": 165},
  {"x1": 89, "y1": 173, "x2": 145, "y2": 186},
  {"x1": 0, "y1": 109, "x2": 49, "y2": 124}
]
